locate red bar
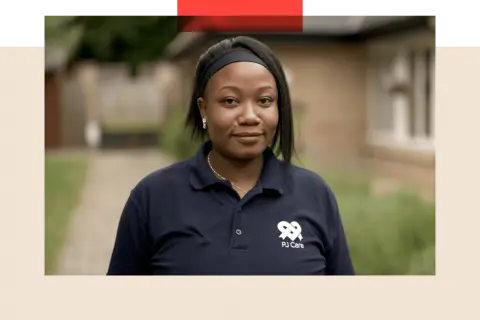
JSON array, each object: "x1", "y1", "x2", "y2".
[
  {"x1": 177, "y1": 0, "x2": 303, "y2": 16},
  {"x1": 304, "y1": 0, "x2": 480, "y2": 9},
  {"x1": 180, "y1": 16, "x2": 304, "y2": 33}
]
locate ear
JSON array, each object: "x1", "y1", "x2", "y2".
[{"x1": 197, "y1": 97, "x2": 207, "y2": 118}]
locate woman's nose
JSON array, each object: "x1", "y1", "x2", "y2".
[{"x1": 239, "y1": 102, "x2": 260, "y2": 124}]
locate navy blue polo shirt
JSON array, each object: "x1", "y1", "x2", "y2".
[{"x1": 107, "y1": 141, "x2": 355, "y2": 275}]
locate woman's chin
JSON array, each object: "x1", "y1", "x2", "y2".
[{"x1": 230, "y1": 147, "x2": 265, "y2": 161}]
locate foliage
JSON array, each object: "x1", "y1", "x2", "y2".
[
  {"x1": 70, "y1": 16, "x2": 179, "y2": 68},
  {"x1": 45, "y1": 16, "x2": 84, "y2": 63},
  {"x1": 45, "y1": 154, "x2": 89, "y2": 274},
  {"x1": 159, "y1": 105, "x2": 204, "y2": 160},
  {"x1": 102, "y1": 121, "x2": 160, "y2": 134},
  {"x1": 160, "y1": 105, "x2": 436, "y2": 275},
  {"x1": 335, "y1": 185, "x2": 435, "y2": 275}
]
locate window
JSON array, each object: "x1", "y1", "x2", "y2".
[{"x1": 367, "y1": 46, "x2": 435, "y2": 153}]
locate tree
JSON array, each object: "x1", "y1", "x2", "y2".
[
  {"x1": 45, "y1": 16, "x2": 84, "y2": 70},
  {"x1": 70, "y1": 16, "x2": 179, "y2": 67}
]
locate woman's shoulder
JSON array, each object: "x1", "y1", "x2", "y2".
[
  {"x1": 287, "y1": 164, "x2": 340, "y2": 213},
  {"x1": 288, "y1": 164, "x2": 334, "y2": 196}
]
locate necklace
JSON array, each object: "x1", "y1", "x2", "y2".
[{"x1": 207, "y1": 151, "x2": 248, "y2": 195}]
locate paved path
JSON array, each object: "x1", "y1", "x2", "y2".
[{"x1": 56, "y1": 149, "x2": 173, "y2": 275}]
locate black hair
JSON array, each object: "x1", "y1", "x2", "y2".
[{"x1": 185, "y1": 36, "x2": 295, "y2": 164}]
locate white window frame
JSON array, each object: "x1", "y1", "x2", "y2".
[{"x1": 366, "y1": 29, "x2": 435, "y2": 154}]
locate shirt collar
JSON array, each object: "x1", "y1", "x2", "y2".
[{"x1": 189, "y1": 140, "x2": 288, "y2": 196}]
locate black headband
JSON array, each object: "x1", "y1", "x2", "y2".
[{"x1": 199, "y1": 48, "x2": 271, "y2": 93}]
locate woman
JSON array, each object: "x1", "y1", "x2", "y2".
[{"x1": 107, "y1": 36, "x2": 355, "y2": 275}]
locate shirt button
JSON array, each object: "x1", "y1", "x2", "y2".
[{"x1": 235, "y1": 229, "x2": 242, "y2": 236}]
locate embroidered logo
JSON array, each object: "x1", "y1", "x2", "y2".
[{"x1": 277, "y1": 221, "x2": 304, "y2": 249}]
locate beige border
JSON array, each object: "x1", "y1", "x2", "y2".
[
  {"x1": 2, "y1": 46, "x2": 479, "y2": 319},
  {"x1": 1, "y1": 47, "x2": 44, "y2": 319}
]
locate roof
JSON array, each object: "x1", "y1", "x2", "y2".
[
  {"x1": 302, "y1": 16, "x2": 415, "y2": 34},
  {"x1": 166, "y1": 16, "x2": 430, "y2": 59}
]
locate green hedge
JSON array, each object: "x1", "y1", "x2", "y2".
[
  {"x1": 159, "y1": 106, "x2": 435, "y2": 275},
  {"x1": 159, "y1": 105, "x2": 203, "y2": 160},
  {"x1": 337, "y1": 184, "x2": 435, "y2": 275}
]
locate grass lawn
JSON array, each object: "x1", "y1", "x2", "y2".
[{"x1": 45, "y1": 154, "x2": 89, "y2": 275}]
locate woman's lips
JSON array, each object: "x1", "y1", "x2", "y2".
[
  {"x1": 232, "y1": 132, "x2": 263, "y2": 137},
  {"x1": 231, "y1": 132, "x2": 263, "y2": 144}
]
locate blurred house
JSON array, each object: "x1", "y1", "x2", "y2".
[
  {"x1": 40, "y1": 8, "x2": 85, "y2": 150},
  {"x1": 165, "y1": 16, "x2": 435, "y2": 196},
  {"x1": 45, "y1": 16, "x2": 186, "y2": 150},
  {"x1": 45, "y1": 53, "x2": 178, "y2": 151},
  {"x1": 45, "y1": 46, "x2": 67, "y2": 149}
]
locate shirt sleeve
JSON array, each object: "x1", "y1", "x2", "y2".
[
  {"x1": 107, "y1": 191, "x2": 152, "y2": 275},
  {"x1": 323, "y1": 186, "x2": 356, "y2": 275}
]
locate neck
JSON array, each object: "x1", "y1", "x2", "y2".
[{"x1": 208, "y1": 148, "x2": 264, "y2": 187}]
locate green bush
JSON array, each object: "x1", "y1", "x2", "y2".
[
  {"x1": 160, "y1": 106, "x2": 436, "y2": 275},
  {"x1": 159, "y1": 105, "x2": 204, "y2": 160},
  {"x1": 325, "y1": 175, "x2": 436, "y2": 275}
]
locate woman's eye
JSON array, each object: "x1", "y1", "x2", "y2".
[
  {"x1": 259, "y1": 97, "x2": 273, "y2": 106},
  {"x1": 221, "y1": 98, "x2": 238, "y2": 106}
]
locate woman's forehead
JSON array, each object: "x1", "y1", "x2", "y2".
[{"x1": 207, "y1": 62, "x2": 276, "y2": 91}]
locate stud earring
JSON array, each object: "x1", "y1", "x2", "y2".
[{"x1": 202, "y1": 117, "x2": 207, "y2": 129}]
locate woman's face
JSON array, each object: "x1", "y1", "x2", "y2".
[{"x1": 198, "y1": 61, "x2": 279, "y2": 161}]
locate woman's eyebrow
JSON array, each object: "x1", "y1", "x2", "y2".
[
  {"x1": 217, "y1": 85, "x2": 277, "y2": 94},
  {"x1": 257, "y1": 85, "x2": 278, "y2": 94},
  {"x1": 219, "y1": 85, "x2": 241, "y2": 92},
  {"x1": 258, "y1": 85, "x2": 274, "y2": 90}
]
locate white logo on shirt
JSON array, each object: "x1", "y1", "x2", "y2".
[{"x1": 277, "y1": 221, "x2": 304, "y2": 249}]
